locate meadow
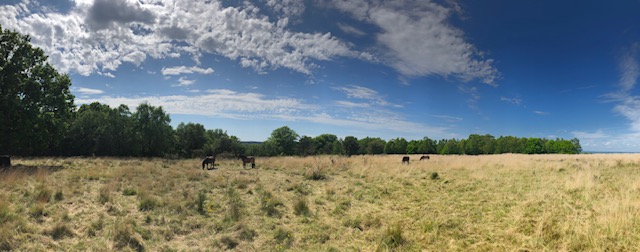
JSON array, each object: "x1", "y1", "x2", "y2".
[{"x1": 1, "y1": 154, "x2": 640, "y2": 251}]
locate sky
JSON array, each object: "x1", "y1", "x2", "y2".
[{"x1": 1, "y1": 0, "x2": 640, "y2": 152}]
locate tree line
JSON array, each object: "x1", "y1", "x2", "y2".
[{"x1": 0, "y1": 25, "x2": 582, "y2": 157}]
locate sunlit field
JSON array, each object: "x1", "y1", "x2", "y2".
[{"x1": 2, "y1": 154, "x2": 640, "y2": 251}]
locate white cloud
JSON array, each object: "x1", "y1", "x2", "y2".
[
  {"x1": 337, "y1": 23, "x2": 366, "y2": 36},
  {"x1": 335, "y1": 100, "x2": 370, "y2": 108},
  {"x1": 75, "y1": 89, "x2": 445, "y2": 136},
  {"x1": 333, "y1": 84, "x2": 398, "y2": 107},
  {"x1": 533, "y1": 110, "x2": 549, "y2": 115},
  {"x1": 610, "y1": 43, "x2": 640, "y2": 132},
  {"x1": 500, "y1": 96, "x2": 522, "y2": 106},
  {"x1": 0, "y1": 0, "x2": 363, "y2": 76},
  {"x1": 73, "y1": 87, "x2": 105, "y2": 95},
  {"x1": 175, "y1": 77, "x2": 195, "y2": 86},
  {"x1": 432, "y1": 114, "x2": 463, "y2": 122},
  {"x1": 328, "y1": 0, "x2": 498, "y2": 85},
  {"x1": 572, "y1": 130, "x2": 607, "y2": 139},
  {"x1": 161, "y1": 66, "x2": 215, "y2": 75}
]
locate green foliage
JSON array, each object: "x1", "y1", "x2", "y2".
[
  {"x1": 343, "y1": 136, "x2": 359, "y2": 156},
  {"x1": 0, "y1": 25, "x2": 75, "y2": 155},
  {"x1": 385, "y1": 138, "x2": 408, "y2": 154},
  {"x1": 297, "y1": 136, "x2": 316, "y2": 156},
  {"x1": 314, "y1": 134, "x2": 338, "y2": 154},
  {"x1": 133, "y1": 103, "x2": 174, "y2": 157},
  {"x1": 175, "y1": 122, "x2": 207, "y2": 158},
  {"x1": 358, "y1": 137, "x2": 386, "y2": 154},
  {"x1": 268, "y1": 126, "x2": 299, "y2": 155}
]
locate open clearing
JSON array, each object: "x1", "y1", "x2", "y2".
[{"x1": 1, "y1": 154, "x2": 640, "y2": 251}]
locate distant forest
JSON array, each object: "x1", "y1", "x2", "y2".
[{"x1": 0, "y1": 25, "x2": 581, "y2": 157}]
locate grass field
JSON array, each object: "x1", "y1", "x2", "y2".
[{"x1": 1, "y1": 154, "x2": 640, "y2": 251}]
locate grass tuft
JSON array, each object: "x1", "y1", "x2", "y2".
[{"x1": 378, "y1": 223, "x2": 404, "y2": 251}]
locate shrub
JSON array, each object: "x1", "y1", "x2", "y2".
[
  {"x1": 35, "y1": 184, "x2": 52, "y2": 203},
  {"x1": 113, "y1": 219, "x2": 145, "y2": 252},
  {"x1": 273, "y1": 228, "x2": 293, "y2": 248},
  {"x1": 225, "y1": 187, "x2": 243, "y2": 222},
  {"x1": 220, "y1": 235, "x2": 239, "y2": 249},
  {"x1": 196, "y1": 190, "x2": 207, "y2": 215},
  {"x1": 260, "y1": 190, "x2": 283, "y2": 218},
  {"x1": 305, "y1": 168, "x2": 327, "y2": 180},
  {"x1": 123, "y1": 188, "x2": 137, "y2": 196},
  {"x1": 138, "y1": 192, "x2": 159, "y2": 212},
  {"x1": 293, "y1": 197, "x2": 310, "y2": 217},
  {"x1": 49, "y1": 222, "x2": 74, "y2": 240},
  {"x1": 54, "y1": 191, "x2": 64, "y2": 201},
  {"x1": 379, "y1": 223, "x2": 404, "y2": 250},
  {"x1": 430, "y1": 172, "x2": 439, "y2": 180}
]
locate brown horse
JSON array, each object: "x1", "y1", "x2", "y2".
[
  {"x1": 238, "y1": 155, "x2": 255, "y2": 168},
  {"x1": 402, "y1": 156, "x2": 410, "y2": 164},
  {"x1": 420, "y1": 155, "x2": 430, "y2": 160},
  {"x1": 202, "y1": 156, "x2": 215, "y2": 170}
]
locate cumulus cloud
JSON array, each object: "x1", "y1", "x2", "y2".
[
  {"x1": 161, "y1": 66, "x2": 214, "y2": 75},
  {"x1": 0, "y1": 0, "x2": 363, "y2": 76},
  {"x1": 75, "y1": 89, "x2": 444, "y2": 136},
  {"x1": 86, "y1": 0, "x2": 155, "y2": 30},
  {"x1": 328, "y1": 0, "x2": 498, "y2": 85}
]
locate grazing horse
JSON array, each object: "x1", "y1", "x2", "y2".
[
  {"x1": 420, "y1": 155, "x2": 430, "y2": 161},
  {"x1": 238, "y1": 155, "x2": 255, "y2": 168},
  {"x1": 402, "y1": 156, "x2": 410, "y2": 164},
  {"x1": 202, "y1": 156, "x2": 215, "y2": 170}
]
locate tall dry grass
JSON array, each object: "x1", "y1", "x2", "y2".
[{"x1": 1, "y1": 154, "x2": 640, "y2": 250}]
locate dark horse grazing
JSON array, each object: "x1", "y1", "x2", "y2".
[
  {"x1": 202, "y1": 156, "x2": 215, "y2": 170},
  {"x1": 420, "y1": 155, "x2": 430, "y2": 160},
  {"x1": 402, "y1": 156, "x2": 410, "y2": 164},
  {"x1": 238, "y1": 155, "x2": 255, "y2": 168}
]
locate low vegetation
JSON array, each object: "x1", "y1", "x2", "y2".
[{"x1": 1, "y1": 154, "x2": 640, "y2": 250}]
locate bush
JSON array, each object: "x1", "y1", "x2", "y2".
[
  {"x1": 273, "y1": 228, "x2": 293, "y2": 248},
  {"x1": 293, "y1": 197, "x2": 310, "y2": 217},
  {"x1": 260, "y1": 190, "x2": 283, "y2": 218},
  {"x1": 49, "y1": 222, "x2": 74, "y2": 240},
  {"x1": 220, "y1": 235, "x2": 238, "y2": 249},
  {"x1": 196, "y1": 190, "x2": 207, "y2": 215},
  {"x1": 123, "y1": 188, "x2": 137, "y2": 196},
  {"x1": 113, "y1": 219, "x2": 145, "y2": 252},
  {"x1": 379, "y1": 223, "x2": 404, "y2": 250},
  {"x1": 430, "y1": 172, "x2": 439, "y2": 180},
  {"x1": 305, "y1": 168, "x2": 327, "y2": 180},
  {"x1": 225, "y1": 187, "x2": 243, "y2": 222}
]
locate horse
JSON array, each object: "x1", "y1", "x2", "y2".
[
  {"x1": 402, "y1": 156, "x2": 410, "y2": 164},
  {"x1": 202, "y1": 156, "x2": 215, "y2": 170},
  {"x1": 238, "y1": 155, "x2": 255, "y2": 169},
  {"x1": 420, "y1": 155, "x2": 430, "y2": 161}
]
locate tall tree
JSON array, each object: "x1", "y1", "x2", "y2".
[
  {"x1": 297, "y1": 136, "x2": 316, "y2": 156},
  {"x1": 133, "y1": 103, "x2": 174, "y2": 156},
  {"x1": 268, "y1": 126, "x2": 299, "y2": 155},
  {"x1": 0, "y1": 26, "x2": 75, "y2": 155},
  {"x1": 314, "y1": 134, "x2": 338, "y2": 154},
  {"x1": 176, "y1": 122, "x2": 207, "y2": 157},
  {"x1": 343, "y1": 136, "x2": 359, "y2": 156}
]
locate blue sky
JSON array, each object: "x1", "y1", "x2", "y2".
[{"x1": 2, "y1": 0, "x2": 640, "y2": 151}]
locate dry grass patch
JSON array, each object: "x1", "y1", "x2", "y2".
[{"x1": 2, "y1": 154, "x2": 640, "y2": 250}]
